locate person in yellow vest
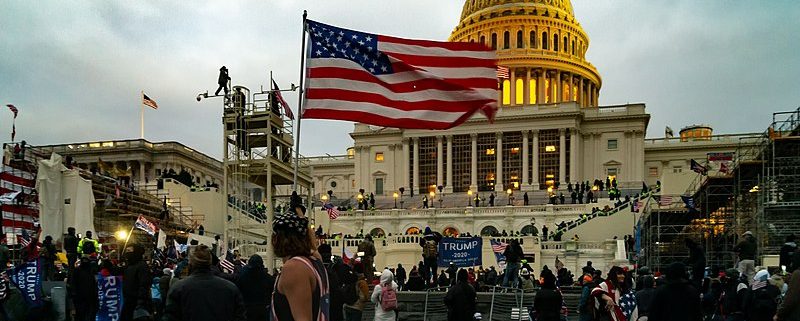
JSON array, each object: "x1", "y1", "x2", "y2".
[{"x1": 78, "y1": 230, "x2": 101, "y2": 258}]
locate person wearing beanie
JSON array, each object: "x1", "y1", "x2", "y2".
[
  {"x1": 578, "y1": 274, "x2": 595, "y2": 321},
  {"x1": 444, "y1": 269, "x2": 476, "y2": 321},
  {"x1": 165, "y1": 244, "x2": 246, "y2": 321},
  {"x1": 745, "y1": 269, "x2": 780, "y2": 321},
  {"x1": 121, "y1": 244, "x2": 152, "y2": 321},
  {"x1": 534, "y1": 269, "x2": 563, "y2": 321},
  {"x1": 648, "y1": 262, "x2": 702, "y2": 321}
]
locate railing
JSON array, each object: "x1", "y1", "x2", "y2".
[
  {"x1": 551, "y1": 186, "x2": 661, "y2": 236},
  {"x1": 330, "y1": 203, "x2": 597, "y2": 220},
  {"x1": 644, "y1": 133, "x2": 762, "y2": 146}
]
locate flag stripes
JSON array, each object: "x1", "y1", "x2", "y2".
[{"x1": 142, "y1": 93, "x2": 158, "y2": 109}]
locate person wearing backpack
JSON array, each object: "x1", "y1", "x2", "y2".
[
  {"x1": 343, "y1": 264, "x2": 369, "y2": 321},
  {"x1": 745, "y1": 270, "x2": 781, "y2": 321},
  {"x1": 371, "y1": 269, "x2": 398, "y2": 321},
  {"x1": 419, "y1": 227, "x2": 442, "y2": 285}
]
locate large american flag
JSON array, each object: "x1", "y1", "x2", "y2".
[
  {"x1": 142, "y1": 92, "x2": 158, "y2": 109},
  {"x1": 654, "y1": 195, "x2": 673, "y2": 206},
  {"x1": 303, "y1": 20, "x2": 498, "y2": 129},
  {"x1": 323, "y1": 202, "x2": 339, "y2": 220}
]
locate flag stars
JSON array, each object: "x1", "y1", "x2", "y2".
[{"x1": 365, "y1": 36, "x2": 373, "y2": 42}]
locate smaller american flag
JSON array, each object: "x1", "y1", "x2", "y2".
[
  {"x1": 220, "y1": 251, "x2": 235, "y2": 274},
  {"x1": 654, "y1": 195, "x2": 673, "y2": 206},
  {"x1": 142, "y1": 92, "x2": 158, "y2": 109},
  {"x1": 323, "y1": 203, "x2": 339, "y2": 220},
  {"x1": 6, "y1": 105, "x2": 18, "y2": 118},
  {"x1": 619, "y1": 291, "x2": 638, "y2": 320},
  {"x1": 491, "y1": 240, "x2": 507, "y2": 253},
  {"x1": 271, "y1": 79, "x2": 294, "y2": 120},
  {"x1": 18, "y1": 230, "x2": 32, "y2": 247},
  {"x1": 496, "y1": 66, "x2": 510, "y2": 79}
]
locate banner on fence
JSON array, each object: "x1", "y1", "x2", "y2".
[
  {"x1": 96, "y1": 274, "x2": 124, "y2": 321},
  {"x1": 437, "y1": 237, "x2": 482, "y2": 268},
  {"x1": 8, "y1": 259, "x2": 42, "y2": 308}
]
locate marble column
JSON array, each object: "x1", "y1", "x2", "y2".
[
  {"x1": 521, "y1": 130, "x2": 530, "y2": 190},
  {"x1": 524, "y1": 69, "x2": 532, "y2": 105},
  {"x1": 495, "y1": 132, "x2": 504, "y2": 192},
  {"x1": 470, "y1": 134, "x2": 478, "y2": 191},
  {"x1": 554, "y1": 71, "x2": 562, "y2": 104},
  {"x1": 412, "y1": 138, "x2": 420, "y2": 195},
  {"x1": 578, "y1": 78, "x2": 585, "y2": 107},
  {"x1": 436, "y1": 136, "x2": 443, "y2": 189},
  {"x1": 139, "y1": 161, "x2": 146, "y2": 184},
  {"x1": 569, "y1": 129, "x2": 578, "y2": 184},
  {"x1": 531, "y1": 130, "x2": 540, "y2": 189},
  {"x1": 510, "y1": 70, "x2": 517, "y2": 106},
  {"x1": 559, "y1": 129, "x2": 566, "y2": 186},
  {"x1": 402, "y1": 138, "x2": 410, "y2": 190},
  {"x1": 445, "y1": 135, "x2": 453, "y2": 193},
  {"x1": 537, "y1": 69, "x2": 546, "y2": 105}
]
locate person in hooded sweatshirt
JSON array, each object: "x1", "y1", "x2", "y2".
[
  {"x1": 236, "y1": 254, "x2": 272, "y2": 321},
  {"x1": 444, "y1": 269, "x2": 476, "y2": 321},
  {"x1": 635, "y1": 275, "x2": 656, "y2": 320},
  {"x1": 534, "y1": 268, "x2": 563, "y2": 321},
  {"x1": 648, "y1": 262, "x2": 702, "y2": 321},
  {"x1": 71, "y1": 257, "x2": 98, "y2": 321},
  {"x1": 371, "y1": 269, "x2": 399, "y2": 321},
  {"x1": 121, "y1": 244, "x2": 152, "y2": 321}
]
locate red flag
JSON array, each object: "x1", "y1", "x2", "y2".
[
  {"x1": 302, "y1": 20, "x2": 497, "y2": 129},
  {"x1": 272, "y1": 79, "x2": 294, "y2": 120}
]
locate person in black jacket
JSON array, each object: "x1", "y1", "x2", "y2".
[
  {"x1": 533, "y1": 269, "x2": 562, "y2": 321},
  {"x1": 64, "y1": 227, "x2": 79, "y2": 276},
  {"x1": 502, "y1": 240, "x2": 524, "y2": 288},
  {"x1": 635, "y1": 275, "x2": 656, "y2": 319},
  {"x1": 685, "y1": 238, "x2": 707, "y2": 289},
  {"x1": 648, "y1": 262, "x2": 703, "y2": 321},
  {"x1": 236, "y1": 254, "x2": 272, "y2": 321},
  {"x1": 396, "y1": 264, "x2": 407, "y2": 290},
  {"x1": 121, "y1": 244, "x2": 152, "y2": 321},
  {"x1": 166, "y1": 244, "x2": 246, "y2": 321},
  {"x1": 444, "y1": 269, "x2": 476, "y2": 321},
  {"x1": 215, "y1": 66, "x2": 230, "y2": 96},
  {"x1": 71, "y1": 257, "x2": 98, "y2": 321}
]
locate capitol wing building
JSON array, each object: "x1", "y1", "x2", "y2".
[{"x1": 301, "y1": 0, "x2": 760, "y2": 273}]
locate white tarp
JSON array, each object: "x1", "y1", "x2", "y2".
[
  {"x1": 36, "y1": 153, "x2": 64, "y2": 242},
  {"x1": 187, "y1": 233, "x2": 216, "y2": 247},
  {"x1": 62, "y1": 170, "x2": 95, "y2": 240}
]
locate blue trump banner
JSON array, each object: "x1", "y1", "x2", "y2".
[
  {"x1": 8, "y1": 259, "x2": 42, "y2": 308},
  {"x1": 437, "y1": 237, "x2": 482, "y2": 268},
  {"x1": 97, "y1": 275, "x2": 124, "y2": 321}
]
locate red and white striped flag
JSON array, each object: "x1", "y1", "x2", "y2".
[
  {"x1": 655, "y1": 195, "x2": 673, "y2": 206},
  {"x1": 272, "y1": 79, "x2": 294, "y2": 120},
  {"x1": 496, "y1": 66, "x2": 510, "y2": 79},
  {"x1": 303, "y1": 20, "x2": 497, "y2": 130},
  {"x1": 323, "y1": 203, "x2": 339, "y2": 220},
  {"x1": 142, "y1": 92, "x2": 158, "y2": 109}
]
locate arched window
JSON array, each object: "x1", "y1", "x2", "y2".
[
  {"x1": 542, "y1": 32, "x2": 548, "y2": 50},
  {"x1": 529, "y1": 79, "x2": 537, "y2": 104},
  {"x1": 491, "y1": 33, "x2": 497, "y2": 50},
  {"x1": 480, "y1": 226, "x2": 499, "y2": 236},
  {"x1": 563, "y1": 36, "x2": 568, "y2": 52},
  {"x1": 563, "y1": 82, "x2": 570, "y2": 101},
  {"x1": 515, "y1": 78, "x2": 524, "y2": 104},
  {"x1": 553, "y1": 34, "x2": 559, "y2": 52},
  {"x1": 572, "y1": 40, "x2": 576, "y2": 55},
  {"x1": 369, "y1": 228, "x2": 386, "y2": 238},
  {"x1": 516, "y1": 30, "x2": 523, "y2": 48},
  {"x1": 405, "y1": 227, "x2": 420, "y2": 235},
  {"x1": 520, "y1": 225, "x2": 537, "y2": 236},
  {"x1": 503, "y1": 31, "x2": 510, "y2": 49},
  {"x1": 530, "y1": 31, "x2": 537, "y2": 49},
  {"x1": 480, "y1": 35, "x2": 486, "y2": 45},
  {"x1": 442, "y1": 227, "x2": 459, "y2": 237},
  {"x1": 502, "y1": 79, "x2": 511, "y2": 105}
]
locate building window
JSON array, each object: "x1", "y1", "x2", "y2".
[
  {"x1": 545, "y1": 145, "x2": 557, "y2": 152},
  {"x1": 673, "y1": 166, "x2": 683, "y2": 173},
  {"x1": 563, "y1": 36, "x2": 568, "y2": 52},
  {"x1": 503, "y1": 31, "x2": 510, "y2": 49},
  {"x1": 491, "y1": 33, "x2": 497, "y2": 50},
  {"x1": 607, "y1": 168, "x2": 618, "y2": 180},
  {"x1": 330, "y1": 181, "x2": 337, "y2": 188},
  {"x1": 516, "y1": 30, "x2": 523, "y2": 48},
  {"x1": 544, "y1": 78, "x2": 550, "y2": 103},
  {"x1": 553, "y1": 34, "x2": 559, "y2": 52},
  {"x1": 538, "y1": 130, "x2": 560, "y2": 189},
  {"x1": 530, "y1": 31, "x2": 537, "y2": 49},
  {"x1": 375, "y1": 178, "x2": 384, "y2": 195},
  {"x1": 542, "y1": 32, "x2": 548, "y2": 50},
  {"x1": 480, "y1": 35, "x2": 486, "y2": 45},
  {"x1": 156, "y1": 169, "x2": 162, "y2": 176},
  {"x1": 502, "y1": 131, "x2": 522, "y2": 190},
  {"x1": 477, "y1": 134, "x2": 496, "y2": 191},
  {"x1": 375, "y1": 152, "x2": 384, "y2": 162},
  {"x1": 502, "y1": 80, "x2": 511, "y2": 105},
  {"x1": 572, "y1": 40, "x2": 576, "y2": 55},
  {"x1": 418, "y1": 137, "x2": 437, "y2": 192},
  {"x1": 451, "y1": 134, "x2": 471, "y2": 192},
  {"x1": 515, "y1": 79, "x2": 524, "y2": 104},
  {"x1": 486, "y1": 148, "x2": 495, "y2": 155},
  {"x1": 607, "y1": 139, "x2": 618, "y2": 150},
  {"x1": 649, "y1": 167, "x2": 659, "y2": 177},
  {"x1": 529, "y1": 79, "x2": 537, "y2": 104}
]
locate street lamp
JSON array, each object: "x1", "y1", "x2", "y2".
[
  {"x1": 357, "y1": 193, "x2": 364, "y2": 210},
  {"x1": 393, "y1": 192, "x2": 398, "y2": 209},
  {"x1": 506, "y1": 188, "x2": 513, "y2": 206},
  {"x1": 321, "y1": 194, "x2": 328, "y2": 210},
  {"x1": 467, "y1": 189, "x2": 473, "y2": 207}
]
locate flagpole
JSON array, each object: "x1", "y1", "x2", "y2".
[
  {"x1": 140, "y1": 90, "x2": 145, "y2": 139},
  {"x1": 292, "y1": 10, "x2": 308, "y2": 192},
  {"x1": 120, "y1": 224, "x2": 137, "y2": 255}
]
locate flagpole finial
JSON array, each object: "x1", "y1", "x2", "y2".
[{"x1": 303, "y1": 10, "x2": 307, "y2": 19}]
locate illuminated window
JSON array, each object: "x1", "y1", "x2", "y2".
[
  {"x1": 375, "y1": 152, "x2": 384, "y2": 162},
  {"x1": 573, "y1": 86, "x2": 578, "y2": 101},
  {"x1": 529, "y1": 79, "x2": 537, "y2": 104},
  {"x1": 649, "y1": 167, "x2": 659, "y2": 177},
  {"x1": 486, "y1": 148, "x2": 495, "y2": 155},
  {"x1": 515, "y1": 79, "x2": 524, "y2": 104},
  {"x1": 607, "y1": 168, "x2": 618, "y2": 180},
  {"x1": 502, "y1": 80, "x2": 511, "y2": 105},
  {"x1": 89, "y1": 142, "x2": 101, "y2": 148},
  {"x1": 563, "y1": 82, "x2": 570, "y2": 101},
  {"x1": 545, "y1": 145, "x2": 557, "y2": 152},
  {"x1": 102, "y1": 142, "x2": 114, "y2": 147},
  {"x1": 545, "y1": 78, "x2": 551, "y2": 103},
  {"x1": 511, "y1": 147, "x2": 520, "y2": 153},
  {"x1": 607, "y1": 139, "x2": 618, "y2": 150}
]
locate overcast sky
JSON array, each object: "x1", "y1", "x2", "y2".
[{"x1": 1, "y1": 1, "x2": 799, "y2": 159}]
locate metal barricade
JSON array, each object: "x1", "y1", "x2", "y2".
[
  {"x1": 487, "y1": 286, "x2": 533, "y2": 321},
  {"x1": 423, "y1": 286, "x2": 450, "y2": 321}
]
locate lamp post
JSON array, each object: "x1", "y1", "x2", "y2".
[
  {"x1": 321, "y1": 194, "x2": 328, "y2": 207},
  {"x1": 467, "y1": 189, "x2": 473, "y2": 207},
  {"x1": 393, "y1": 192, "x2": 398, "y2": 209},
  {"x1": 399, "y1": 187, "x2": 405, "y2": 209},
  {"x1": 357, "y1": 193, "x2": 364, "y2": 210},
  {"x1": 507, "y1": 188, "x2": 513, "y2": 206}
]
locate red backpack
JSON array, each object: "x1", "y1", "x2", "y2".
[{"x1": 380, "y1": 282, "x2": 398, "y2": 311}]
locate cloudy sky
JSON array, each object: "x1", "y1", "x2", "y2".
[{"x1": 1, "y1": 1, "x2": 798, "y2": 159}]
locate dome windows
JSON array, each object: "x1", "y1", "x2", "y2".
[
  {"x1": 542, "y1": 32, "x2": 548, "y2": 50},
  {"x1": 553, "y1": 34, "x2": 559, "y2": 52},
  {"x1": 516, "y1": 30, "x2": 523, "y2": 48},
  {"x1": 503, "y1": 31, "x2": 510, "y2": 49},
  {"x1": 530, "y1": 31, "x2": 537, "y2": 49},
  {"x1": 563, "y1": 36, "x2": 568, "y2": 53},
  {"x1": 491, "y1": 33, "x2": 497, "y2": 50}
]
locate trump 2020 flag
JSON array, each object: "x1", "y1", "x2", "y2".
[
  {"x1": 134, "y1": 215, "x2": 157, "y2": 236},
  {"x1": 9, "y1": 258, "x2": 43, "y2": 308},
  {"x1": 303, "y1": 20, "x2": 497, "y2": 130}
]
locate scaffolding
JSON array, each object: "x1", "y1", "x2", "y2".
[{"x1": 217, "y1": 78, "x2": 313, "y2": 268}]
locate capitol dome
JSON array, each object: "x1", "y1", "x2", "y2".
[{"x1": 450, "y1": 0, "x2": 602, "y2": 107}]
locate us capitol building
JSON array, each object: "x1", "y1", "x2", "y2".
[{"x1": 297, "y1": 0, "x2": 761, "y2": 272}]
